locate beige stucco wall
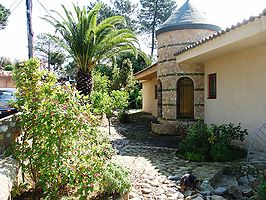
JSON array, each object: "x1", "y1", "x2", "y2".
[
  {"x1": 142, "y1": 78, "x2": 158, "y2": 117},
  {"x1": 204, "y1": 42, "x2": 266, "y2": 145}
]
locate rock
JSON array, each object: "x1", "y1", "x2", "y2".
[
  {"x1": 185, "y1": 196, "x2": 192, "y2": 200},
  {"x1": 210, "y1": 195, "x2": 227, "y2": 200},
  {"x1": 200, "y1": 180, "x2": 214, "y2": 195},
  {"x1": 227, "y1": 185, "x2": 242, "y2": 199},
  {"x1": 192, "y1": 195, "x2": 204, "y2": 200},
  {"x1": 167, "y1": 182, "x2": 177, "y2": 187},
  {"x1": 129, "y1": 191, "x2": 139, "y2": 199},
  {"x1": 201, "y1": 190, "x2": 211, "y2": 196},
  {"x1": 154, "y1": 188, "x2": 165, "y2": 195},
  {"x1": 241, "y1": 187, "x2": 254, "y2": 198},
  {"x1": 166, "y1": 188, "x2": 177, "y2": 194},
  {"x1": 238, "y1": 176, "x2": 249, "y2": 186},
  {"x1": 168, "y1": 175, "x2": 180, "y2": 181},
  {"x1": 139, "y1": 183, "x2": 151, "y2": 189},
  {"x1": 176, "y1": 191, "x2": 185, "y2": 199},
  {"x1": 200, "y1": 180, "x2": 214, "y2": 190},
  {"x1": 218, "y1": 175, "x2": 238, "y2": 188},
  {"x1": 148, "y1": 180, "x2": 160, "y2": 187},
  {"x1": 205, "y1": 195, "x2": 211, "y2": 200},
  {"x1": 141, "y1": 188, "x2": 152, "y2": 194},
  {"x1": 214, "y1": 187, "x2": 227, "y2": 195},
  {"x1": 183, "y1": 190, "x2": 192, "y2": 197}
]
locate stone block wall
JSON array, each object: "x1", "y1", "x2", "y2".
[
  {"x1": 0, "y1": 114, "x2": 19, "y2": 155},
  {"x1": 159, "y1": 63, "x2": 204, "y2": 120}
]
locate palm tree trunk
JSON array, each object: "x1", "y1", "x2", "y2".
[{"x1": 76, "y1": 69, "x2": 93, "y2": 96}]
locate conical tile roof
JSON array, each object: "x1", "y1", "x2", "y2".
[{"x1": 156, "y1": 0, "x2": 221, "y2": 36}]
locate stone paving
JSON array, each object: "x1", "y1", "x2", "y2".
[{"x1": 104, "y1": 111, "x2": 255, "y2": 200}]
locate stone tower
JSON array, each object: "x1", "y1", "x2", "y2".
[{"x1": 156, "y1": 0, "x2": 221, "y2": 122}]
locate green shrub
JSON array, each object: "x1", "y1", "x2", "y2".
[
  {"x1": 257, "y1": 177, "x2": 266, "y2": 200},
  {"x1": 178, "y1": 121, "x2": 248, "y2": 162},
  {"x1": 178, "y1": 120, "x2": 212, "y2": 160},
  {"x1": 4, "y1": 64, "x2": 14, "y2": 71},
  {"x1": 100, "y1": 162, "x2": 131, "y2": 195},
  {"x1": 209, "y1": 142, "x2": 233, "y2": 161},
  {"x1": 183, "y1": 152, "x2": 204, "y2": 162},
  {"x1": 11, "y1": 58, "x2": 123, "y2": 198}
]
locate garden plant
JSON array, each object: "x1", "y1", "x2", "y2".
[
  {"x1": 178, "y1": 120, "x2": 248, "y2": 162},
  {"x1": 10, "y1": 59, "x2": 130, "y2": 199}
]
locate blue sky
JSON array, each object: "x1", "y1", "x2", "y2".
[{"x1": 0, "y1": 0, "x2": 266, "y2": 59}]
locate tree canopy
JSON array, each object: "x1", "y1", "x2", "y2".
[
  {"x1": 0, "y1": 4, "x2": 10, "y2": 30},
  {"x1": 34, "y1": 33, "x2": 65, "y2": 71},
  {"x1": 138, "y1": 0, "x2": 176, "y2": 58},
  {"x1": 45, "y1": 3, "x2": 139, "y2": 96},
  {"x1": 88, "y1": 0, "x2": 137, "y2": 31}
]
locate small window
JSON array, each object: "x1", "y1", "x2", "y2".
[
  {"x1": 208, "y1": 73, "x2": 216, "y2": 99},
  {"x1": 155, "y1": 85, "x2": 158, "y2": 99}
]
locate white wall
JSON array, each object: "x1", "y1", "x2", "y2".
[
  {"x1": 142, "y1": 78, "x2": 158, "y2": 117},
  {"x1": 204, "y1": 42, "x2": 266, "y2": 145}
]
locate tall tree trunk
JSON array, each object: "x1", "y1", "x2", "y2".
[
  {"x1": 151, "y1": 0, "x2": 159, "y2": 58},
  {"x1": 76, "y1": 69, "x2": 93, "y2": 96}
]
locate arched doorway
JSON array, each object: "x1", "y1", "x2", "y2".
[{"x1": 176, "y1": 77, "x2": 194, "y2": 118}]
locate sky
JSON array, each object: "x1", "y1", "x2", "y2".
[{"x1": 0, "y1": 0, "x2": 266, "y2": 60}]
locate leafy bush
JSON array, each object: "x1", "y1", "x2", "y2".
[
  {"x1": 10, "y1": 58, "x2": 130, "y2": 198},
  {"x1": 209, "y1": 142, "x2": 232, "y2": 161},
  {"x1": 128, "y1": 84, "x2": 142, "y2": 109},
  {"x1": 178, "y1": 120, "x2": 212, "y2": 160},
  {"x1": 178, "y1": 121, "x2": 248, "y2": 162},
  {"x1": 4, "y1": 64, "x2": 14, "y2": 71},
  {"x1": 100, "y1": 162, "x2": 131, "y2": 195},
  {"x1": 90, "y1": 90, "x2": 129, "y2": 134},
  {"x1": 183, "y1": 152, "x2": 204, "y2": 162}
]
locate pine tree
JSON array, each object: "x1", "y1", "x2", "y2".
[
  {"x1": 89, "y1": 0, "x2": 137, "y2": 31},
  {"x1": 138, "y1": 0, "x2": 176, "y2": 58},
  {"x1": 0, "y1": 4, "x2": 10, "y2": 30}
]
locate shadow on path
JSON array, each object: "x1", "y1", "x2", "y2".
[{"x1": 113, "y1": 111, "x2": 181, "y2": 149}]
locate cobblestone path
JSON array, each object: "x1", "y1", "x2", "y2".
[{"x1": 107, "y1": 111, "x2": 228, "y2": 200}]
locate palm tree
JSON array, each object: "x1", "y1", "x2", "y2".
[{"x1": 45, "y1": 3, "x2": 140, "y2": 96}]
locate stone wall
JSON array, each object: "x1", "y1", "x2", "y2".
[
  {"x1": 0, "y1": 114, "x2": 19, "y2": 156},
  {"x1": 151, "y1": 119, "x2": 196, "y2": 136},
  {"x1": 0, "y1": 114, "x2": 19, "y2": 200},
  {"x1": 158, "y1": 63, "x2": 205, "y2": 120},
  {"x1": 0, "y1": 157, "x2": 19, "y2": 200}
]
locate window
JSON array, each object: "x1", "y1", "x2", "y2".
[
  {"x1": 208, "y1": 73, "x2": 216, "y2": 99},
  {"x1": 155, "y1": 85, "x2": 158, "y2": 99}
]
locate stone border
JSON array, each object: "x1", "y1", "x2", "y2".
[
  {"x1": 0, "y1": 157, "x2": 19, "y2": 200},
  {"x1": 0, "y1": 113, "x2": 20, "y2": 156}
]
